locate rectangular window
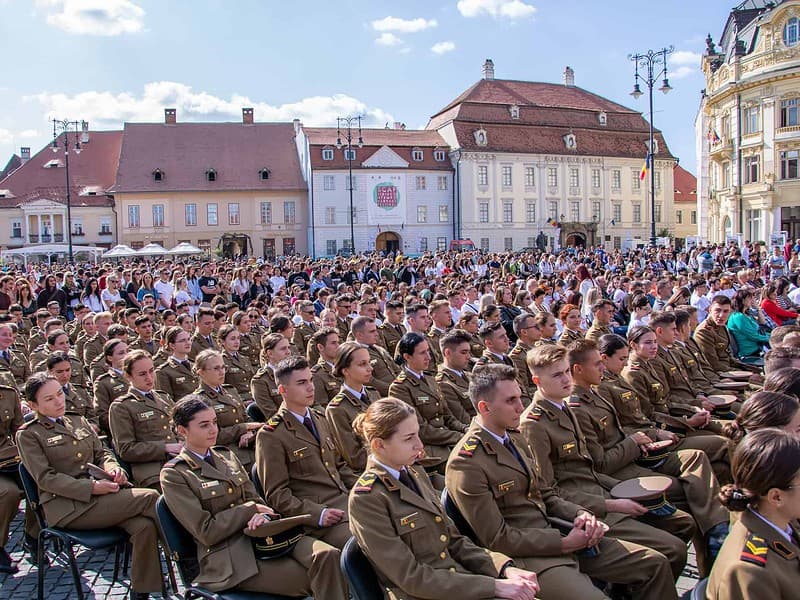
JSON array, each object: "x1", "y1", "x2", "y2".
[
  {"x1": 11, "y1": 220, "x2": 21, "y2": 238},
  {"x1": 570, "y1": 200, "x2": 580, "y2": 223},
  {"x1": 548, "y1": 200, "x2": 558, "y2": 220},
  {"x1": 207, "y1": 203, "x2": 218, "y2": 226},
  {"x1": 569, "y1": 167, "x2": 579, "y2": 188},
  {"x1": 152, "y1": 204, "x2": 164, "y2": 227},
  {"x1": 592, "y1": 169, "x2": 601, "y2": 189},
  {"x1": 412, "y1": 149, "x2": 423, "y2": 161},
  {"x1": 742, "y1": 106, "x2": 760, "y2": 134},
  {"x1": 324, "y1": 207, "x2": 336, "y2": 225},
  {"x1": 346, "y1": 175, "x2": 356, "y2": 191},
  {"x1": 437, "y1": 237, "x2": 447, "y2": 251},
  {"x1": 502, "y1": 165, "x2": 513, "y2": 188},
  {"x1": 746, "y1": 209, "x2": 762, "y2": 242},
  {"x1": 438, "y1": 176, "x2": 448, "y2": 191},
  {"x1": 612, "y1": 204, "x2": 622, "y2": 223},
  {"x1": 284, "y1": 201, "x2": 296, "y2": 224},
  {"x1": 781, "y1": 98, "x2": 799, "y2": 127},
  {"x1": 326, "y1": 240, "x2": 337, "y2": 255},
  {"x1": 592, "y1": 201, "x2": 601, "y2": 222},
  {"x1": 99, "y1": 217, "x2": 111, "y2": 234},
  {"x1": 547, "y1": 167, "x2": 558, "y2": 188},
  {"x1": 722, "y1": 115, "x2": 730, "y2": 139},
  {"x1": 691, "y1": 211, "x2": 697, "y2": 225},
  {"x1": 745, "y1": 156, "x2": 759, "y2": 184},
  {"x1": 478, "y1": 165, "x2": 488, "y2": 186},
  {"x1": 73, "y1": 219, "x2": 85, "y2": 235},
  {"x1": 611, "y1": 169, "x2": 621, "y2": 189},
  {"x1": 528, "y1": 236, "x2": 536, "y2": 248},
  {"x1": 503, "y1": 200, "x2": 513, "y2": 223},
  {"x1": 633, "y1": 204, "x2": 642, "y2": 223},
  {"x1": 439, "y1": 205, "x2": 449, "y2": 222},
  {"x1": 415, "y1": 176, "x2": 426, "y2": 190},
  {"x1": 128, "y1": 205, "x2": 140, "y2": 228},
  {"x1": 185, "y1": 203, "x2": 196, "y2": 226},
  {"x1": 282, "y1": 237, "x2": 296, "y2": 255},
  {"x1": 343, "y1": 149, "x2": 356, "y2": 161},
  {"x1": 342, "y1": 239, "x2": 353, "y2": 252},
  {"x1": 417, "y1": 205, "x2": 427, "y2": 223},
  {"x1": 323, "y1": 175, "x2": 335, "y2": 191},
  {"x1": 480, "y1": 237, "x2": 490, "y2": 252},
  {"x1": 782, "y1": 150, "x2": 800, "y2": 179},
  {"x1": 227, "y1": 203, "x2": 240, "y2": 225},
  {"x1": 322, "y1": 148, "x2": 334, "y2": 161},
  {"x1": 419, "y1": 237, "x2": 428, "y2": 252},
  {"x1": 526, "y1": 200, "x2": 536, "y2": 223},
  {"x1": 525, "y1": 167, "x2": 536, "y2": 188},
  {"x1": 260, "y1": 201, "x2": 272, "y2": 225},
  {"x1": 722, "y1": 163, "x2": 731, "y2": 188},
  {"x1": 655, "y1": 204, "x2": 662, "y2": 223},
  {"x1": 613, "y1": 236, "x2": 621, "y2": 249},
  {"x1": 676, "y1": 210, "x2": 683, "y2": 224},
  {"x1": 504, "y1": 237, "x2": 513, "y2": 251},
  {"x1": 479, "y1": 201, "x2": 489, "y2": 223},
  {"x1": 632, "y1": 170, "x2": 641, "y2": 190},
  {"x1": 654, "y1": 171, "x2": 662, "y2": 190}
]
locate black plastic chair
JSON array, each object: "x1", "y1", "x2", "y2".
[
  {"x1": 155, "y1": 496, "x2": 302, "y2": 600},
  {"x1": 250, "y1": 463, "x2": 265, "y2": 497},
  {"x1": 340, "y1": 536, "x2": 384, "y2": 600},
  {"x1": 440, "y1": 488, "x2": 479, "y2": 542},
  {"x1": 18, "y1": 463, "x2": 129, "y2": 600},
  {"x1": 690, "y1": 577, "x2": 708, "y2": 600},
  {"x1": 246, "y1": 403, "x2": 265, "y2": 423}
]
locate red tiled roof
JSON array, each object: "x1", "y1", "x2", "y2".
[
  {"x1": 0, "y1": 154, "x2": 22, "y2": 180},
  {"x1": 0, "y1": 131, "x2": 121, "y2": 208},
  {"x1": 112, "y1": 122, "x2": 306, "y2": 193},
  {"x1": 303, "y1": 127, "x2": 447, "y2": 147},
  {"x1": 673, "y1": 165, "x2": 697, "y2": 203}
]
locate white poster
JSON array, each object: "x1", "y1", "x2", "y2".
[
  {"x1": 366, "y1": 174, "x2": 405, "y2": 225},
  {"x1": 770, "y1": 231, "x2": 787, "y2": 249}
]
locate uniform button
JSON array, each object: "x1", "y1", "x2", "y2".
[
  {"x1": 227, "y1": 487, "x2": 233, "y2": 494},
  {"x1": 324, "y1": 461, "x2": 329, "y2": 466},
  {"x1": 76, "y1": 452, "x2": 83, "y2": 459},
  {"x1": 230, "y1": 503, "x2": 235, "y2": 508},
  {"x1": 409, "y1": 523, "x2": 416, "y2": 529},
  {"x1": 439, "y1": 552, "x2": 446, "y2": 560},
  {"x1": 234, "y1": 419, "x2": 239, "y2": 424},
  {"x1": 439, "y1": 534, "x2": 447, "y2": 542},
  {"x1": 211, "y1": 491, "x2": 216, "y2": 496},
  {"x1": 434, "y1": 516, "x2": 442, "y2": 523},
  {"x1": 163, "y1": 425, "x2": 168, "y2": 430},
  {"x1": 73, "y1": 440, "x2": 78, "y2": 445},
  {"x1": 449, "y1": 567, "x2": 456, "y2": 573}
]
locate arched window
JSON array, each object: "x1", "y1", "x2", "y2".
[
  {"x1": 206, "y1": 168, "x2": 217, "y2": 182},
  {"x1": 153, "y1": 169, "x2": 164, "y2": 182},
  {"x1": 785, "y1": 17, "x2": 799, "y2": 47}
]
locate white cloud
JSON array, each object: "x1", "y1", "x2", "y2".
[
  {"x1": 36, "y1": 0, "x2": 145, "y2": 36},
  {"x1": 25, "y1": 82, "x2": 395, "y2": 129},
  {"x1": 670, "y1": 50, "x2": 701, "y2": 79},
  {"x1": 371, "y1": 16, "x2": 437, "y2": 33},
  {"x1": 0, "y1": 129, "x2": 40, "y2": 146},
  {"x1": 457, "y1": 0, "x2": 536, "y2": 19},
  {"x1": 431, "y1": 41, "x2": 456, "y2": 55},
  {"x1": 375, "y1": 32, "x2": 403, "y2": 46}
]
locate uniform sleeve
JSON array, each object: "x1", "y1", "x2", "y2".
[
  {"x1": 693, "y1": 326, "x2": 726, "y2": 372},
  {"x1": 572, "y1": 406, "x2": 640, "y2": 475},
  {"x1": 325, "y1": 404, "x2": 366, "y2": 473},
  {"x1": 438, "y1": 380, "x2": 471, "y2": 427},
  {"x1": 92, "y1": 381, "x2": 112, "y2": 435},
  {"x1": 711, "y1": 562, "x2": 780, "y2": 600},
  {"x1": 251, "y1": 375, "x2": 280, "y2": 419},
  {"x1": 389, "y1": 381, "x2": 462, "y2": 447},
  {"x1": 154, "y1": 369, "x2": 175, "y2": 402},
  {"x1": 108, "y1": 401, "x2": 167, "y2": 462}
]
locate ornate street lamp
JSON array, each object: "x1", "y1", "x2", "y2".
[
  {"x1": 335, "y1": 116, "x2": 363, "y2": 254},
  {"x1": 51, "y1": 119, "x2": 83, "y2": 262}
]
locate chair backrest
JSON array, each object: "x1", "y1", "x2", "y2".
[
  {"x1": 18, "y1": 462, "x2": 47, "y2": 529},
  {"x1": 154, "y1": 496, "x2": 201, "y2": 585},
  {"x1": 440, "y1": 487, "x2": 479, "y2": 543},
  {"x1": 690, "y1": 577, "x2": 708, "y2": 600},
  {"x1": 250, "y1": 463, "x2": 265, "y2": 498},
  {"x1": 341, "y1": 536, "x2": 384, "y2": 600},
  {"x1": 246, "y1": 403, "x2": 265, "y2": 423}
]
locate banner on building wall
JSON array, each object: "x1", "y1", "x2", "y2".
[{"x1": 367, "y1": 174, "x2": 405, "y2": 225}]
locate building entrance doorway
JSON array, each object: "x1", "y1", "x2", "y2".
[{"x1": 375, "y1": 231, "x2": 401, "y2": 254}]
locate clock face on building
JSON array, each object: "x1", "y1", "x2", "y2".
[
  {"x1": 474, "y1": 129, "x2": 488, "y2": 146},
  {"x1": 564, "y1": 134, "x2": 576, "y2": 149}
]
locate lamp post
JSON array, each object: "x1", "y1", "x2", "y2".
[
  {"x1": 51, "y1": 118, "x2": 83, "y2": 263},
  {"x1": 335, "y1": 116, "x2": 363, "y2": 255},
  {"x1": 628, "y1": 46, "x2": 673, "y2": 248}
]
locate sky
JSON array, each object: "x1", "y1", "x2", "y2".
[{"x1": 0, "y1": 0, "x2": 737, "y2": 176}]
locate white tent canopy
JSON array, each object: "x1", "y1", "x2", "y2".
[
  {"x1": 136, "y1": 243, "x2": 168, "y2": 256},
  {"x1": 2, "y1": 244, "x2": 104, "y2": 266},
  {"x1": 102, "y1": 244, "x2": 138, "y2": 258},
  {"x1": 168, "y1": 242, "x2": 203, "y2": 255}
]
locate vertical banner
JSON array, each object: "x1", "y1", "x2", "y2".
[{"x1": 367, "y1": 174, "x2": 405, "y2": 225}]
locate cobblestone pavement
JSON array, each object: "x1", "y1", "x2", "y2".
[{"x1": 0, "y1": 499, "x2": 702, "y2": 599}]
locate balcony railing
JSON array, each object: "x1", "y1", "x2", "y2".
[
  {"x1": 28, "y1": 234, "x2": 38, "y2": 243},
  {"x1": 99, "y1": 229, "x2": 113, "y2": 236},
  {"x1": 40, "y1": 234, "x2": 51, "y2": 243},
  {"x1": 53, "y1": 233, "x2": 64, "y2": 242}
]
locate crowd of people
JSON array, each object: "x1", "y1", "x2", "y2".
[{"x1": 0, "y1": 240, "x2": 799, "y2": 599}]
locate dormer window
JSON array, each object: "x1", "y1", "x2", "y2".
[
  {"x1": 322, "y1": 147, "x2": 334, "y2": 161},
  {"x1": 598, "y1": 111, "x2": 607, "y2": 126},
  {"x1": 433, "y1": 149, "x2": 446, "y2": 161},
  {"x1": 509, "y1": 105, "x2": 520, "y2": 119},
  {"x1": 411, "y1": 148, "x2": 424, "y2": 162},
  {"x1": 153, "y1": 169, "x2": 164, "y2": 182},
  {"x1": 44, "y1": 159, "x2": 62, "y2": 169},
  {"x1": 259, "y1": 168, "x2": 270, "y2": 180},
  {"x1": 206, "y1": 169, "x2": 217, "y2": 182},
  {"x1": 343, "y1": 149, "x2": 356, "y2": 161},
  {"x1": 785, "y1": 17, "x2": 799, "y2": 47}
]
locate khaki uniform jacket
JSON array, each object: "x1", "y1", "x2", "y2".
[
  {"x1": 673, "y1": 341, "x2": 717, "y2": 392},
  {"x1": 251, "y1": 365, "x2": 282, "y2": 419},
  {"x1": 693, "y1": 319, "x2": 735, "y2": 372},
  {"x1": 435, "y1": 366, "x2": 474, "y2": 427},
  {"x1": 557, "y1": 328, "x2": 584, "y2": 347},
  {"x1": 468, "y1": 333, "x2": 485, "y2": 359},
  {"x1": 255, "y1": 404, "x2": 356, "y2": 526},
  {"x1": 325, "y1": 386, "x2": 379, "y2": 473},
  {"x1": 108, "y1": 387, "x2": 176, "y2": 487},
  {"x1": 336, "y1": 316, "x2": 352, "y2": 344},
  {"x1": 621, "y1": 359, "x2": 673, "y2": 424},
  {"x1": 427, "y1": 328, "x2": 446, "y2": 371},
  {"x1": 366, "y1": 343, "x2": 400, "y2": 397},
  {"x1": 93, "y1": 369, "x2": 129, "y2": 436},
  {"x1": 508, "y1": 341, "x2": 536, "y2": 406},
  {"x1": 378, "y1": 322, "x2": 405, "y2": 356},
  {"x1": 651, "y1": 346, "x2": 702, "y2": 408},
  {"x1": 445, "y1": 422, "x2": 583, "y2": 571},
  {"x1": 348, "y1": 457, "x2": 508, "y2": 600},
  {"x1": 16, "y1": 413, "x2": 120, "y2": 526},
  {"x1": 238, "y1": 330, "x2": 260, "y2": 367},
  {"x1": 27, "y1": 328, "x2": 45, "y2": 355},
  {"x1": 706, "y1": 509, "x2": 800, "y2": 600},
  {"x1": 292, "y1": 322, "x2": 316, "y2": 358},
  {"x1": 194, "y1": 383, "x2": 254, "y2": 467},
  {"x1": 160, "y1": 446, "x2": 264, "y2": 592},
  {"x1": 584, "y1": 324, "x2": 611, "y2": 344},
  {"x1": 0, "y1": 385, "x2": 22, "y2": 463},
  {"x1": 190, "y1": 332, "x2": 217, "y2": 361},
  {"x1": 30, "y1": 351, "x2": 88, "y2": 391},
  {"x1": 63, "y1": 383, "x2": 97, "y2": 426},
  {"x1": 598, "y1": 371, "x2": 661, "y2": 439},
  {"x1": 128, "y1": 336, "x2": 159, "y2": 357},
  {"x1": 311, "y1": 360, "x2": 341, "y2": 408},
  {"x1": 474, "y1": 350, "x2": 514, "y2": 371},
  {"x1": 82, "y1": 333, "x2": 108, "y2": 367},
  {"x1": 155, "y1": 357, "x2": 199, "y2": 403},
  {"x1": 685, "y1": 337, "x2": 722, "y2": 385},
  {"x1": 222, "y1": 351, "x2": 255, "y2": 403},
  {"x1": 0, "y1": 349, "x2": 30, "y2": 392}
]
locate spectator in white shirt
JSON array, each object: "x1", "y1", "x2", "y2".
[{"x1": 154, "y1": 270, "x2": 175, "y2": 312}]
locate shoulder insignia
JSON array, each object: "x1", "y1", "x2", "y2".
[
  {"x1": 526, "y1": 408, "x2": 542, "y2": 421},
  {"x1": 164, "y1": 455, "x2": 187, "y2": 468},
  {"x1": 265, "y1": 414, "x2": 283, "y2": 432},
  {"x1": 567, "y1": 394, "x2": 582, "y2": 408},
  {"x1": 740, "y1": 533, "x2": 768, "y2": 568},
  {"x1": 354, "y1": 471, "x2": 377, "y2": 493},
  {"x1": 458, "y1": 435, "x2": 480, "y2": 457},
  {"x1": 328, "y1": 395, "x2": 344, "y2": 408},
  {"x1": 772, "y1": 539, "x2": 796, "y2": 560}
]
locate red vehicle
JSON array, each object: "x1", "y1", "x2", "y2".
[{"x1": 449, "y1": 239, "x2": 476, "y2": 252}]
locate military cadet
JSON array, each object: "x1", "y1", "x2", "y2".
[
  {"x1": 292, "y1": 300, "x2": 317, "y2": 354},
  {"x1": 255, "y1": 356, "x2": 357, "y2": 549},
  {"x1": 532, "y1": 312, "x2": 558, "y2": 347},
  {"x1": 73, "y1": 311, "x2": 97, "y2": 368},
  {"x1": 557, "y1": 304, "x2": 584, "y2": 346},
  {"x1": 31, "y1": 328, "x2": 90, "y2": 392},
  {"x1": 694, "y1": 295, "x2": 761, "y2": 379},
  {"x1": 334, "y1": 294, "x2": 354, "y2": 343},
  {"x1": 128, "y1": 314, "x2": 159, "y2": 357},
  {"x1": 435, "y1": 329, "x2": 475, "y2": 428},
  {"x1": 475, "y1": 321, "x2": 515, "y2": 368},
  {"x1": 269, "y1": 315, "x2": 301, "y2": 358},
  {"x1": 349, "y1": 397, "x2": 541, "y2": 600},
  {"x1": 88, "y1": 324, "x2": 129, "y2": 382},
  {"x1": 189, "y1": 307, "x2": 218, "y2": 361},
  {"x1": 447, "y1": 363, "x2": 679, "y2": 600},
  {"x1": 456, "y1": 311, "x2": 485, "y2": 359},
  {"x1": 191, "y1": 350, "x2": 260, "y2": 467},
  {"x1": 0, "y1": 322, "x2": 29, "y2": 392},
  {"x1": 161, "y1": 396, "x2": 348, "y2": 599},
  {"x1": 26, "y1": 310, "x2": 50, "y2": 355},
  {"x1": 93, "y1": 339, "x2": 129, "y2": 437},
  {"x1": 399, "y1": 303, "x2": 432, "y2": 353},
  {"x1": 308, "y1": 327, "x2": 341, "y2": 407},
  {"x1": 378, "y1": 299, "x2": 405, "y2": 356},
  {"x1": 47, "y1": 352, "x2": 97, "y2": 430},
  {"x1": 0, "y1": 382, "x2": 29, "y2": 573},
  {"x1": 521, "y1": 344, "x2": 689, "y2": 587},
  {"x1": 154, "y1": 326, "x2": 198, "y2": 403},
  {"x1": 509, "y1": 313, "x2": 540, "y2": 406},
  {"x1": 17, "y1": 372, "x2": 162, "y2": 599},
  {"x1": 251, "y1": 333, "x2": 291, "y2": 419},
  {"x1": 217, "y1": 324, "x2": 255, "y2": 404},
  {"x1": 232, "y1": 311, "x2": 259, "y2": 367},
  {"x1": 673, "y1": 309, "x2": 737, "y2": 397},
  {"x1": 82, "y1": 311, "x2": 113, "y2": 367},
  {"x1": 427, "y1": 299, "x2": 452, "y2": 369},
  {"x1": 109, "y1": 350, "x2": 182, "y2": 489},
  {"x1": 706, "y1": 429, "x2": 800, "y2": 600},
  {"x1": 721, "y1": 390, "x2": 800, "y2": 445},
  {"x1": 351, "y1": 315, "x2": 398, "y2": 396},
  {"x1": 326, "y1": 342, "x2": 379, "y2": 473},
  {"x1": 584, "y1": 299, "x2": 615, "y2": 343}
]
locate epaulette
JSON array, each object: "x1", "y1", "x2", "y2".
[
  {"x1": 164, "y1": 455, "x2": 188, "y2": 469},
  {"x1": 310, "y1": 362, "x2": 323, "y2": 373},
  {"x1": 567, "y1": 394, "x2": 582, "y2": 408},
  {"x1": 328, "y1": 395, "x2": 344, "y2": 408},
  {"x1": 458, "y1": 435, "x2": 480, "y2": 457},
  {"x1": 353, "y1": 471, "x2": 377, "y2": 494},
  {"x1": 265, "y1": 414, "x2": 283, "y2": 432},
  {"x1": 526, "y1": 407, "x2": 543, "y2": 421},
  {"x1": 395, "y1": 371, "x2": 407, "y2": 382},
  {"x1": 740, "y1": 532, "x2": 768, "y2": 567}
]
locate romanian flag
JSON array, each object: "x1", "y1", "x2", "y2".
[{"x1": 639, "y1": 155, "x2": 650, "y2": 181}]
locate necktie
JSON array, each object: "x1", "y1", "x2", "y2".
[
  {"x1": 55, "y1": 417, "x2": 65, "y2": 426},
  {"x1": 360, "y1": 393, "x2": 369, "y2": 405},
  {"x1": 206, "y1": 336, "x2": 214, "y2": 347},
  {"x1": 2, "y1": 350, "x2": 8, "y2": 361},
  {"x1": 503, "y1": 438, "x2": 528, "y2": 473},
  {"x1": 203, "y1": 453, "x2": 216, "y2": 468},
  {"x1": 144, "y1": 392, "x2": 155, "y2": 402},
  {"x1": 62, "y1": 385, "x2": 69, "y2": 397},
  {"x1": 502, "y1": 355, "x2": 513, "y2": 367},
  {"x1": 303, "y1": 415, "x2": 319, "y2": 442},
  {"x1": 181, "y1": 360, "x2": 191, "y2": 370},
  {"x1": 398, "y1": 468, "x2": 420, "y2": 496}
]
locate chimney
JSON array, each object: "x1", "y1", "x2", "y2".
[
  {"x1": 20, "y1": 147, "x2": 30, "y2": 163},
  {"x1": 482, "y1": 59, "x2": 495, "y2": 80},
  {"x1": 164, "y1": 108, "x2": 177, "y2": 124},
  {"x1": 80, "y1": 120, "x2": 89, "y2": 143},
  {"x1": 563, "y1": 66, "x2": 575, "y2": 86},
  {"x1": 242, "y1": 107, "x2": 254, "y2": 124}
]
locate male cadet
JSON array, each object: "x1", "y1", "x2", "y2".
[
  {"x1": 378, "y1": 300, "x2": 405, "y2": 356},
  {"x1": 309, "y1": 327, "x2": 341, "y2": 408},
  {"x1": 334, "y1": 294, "x2": 354, "y2": 342},
  {"x1": 673, "y1": 309, "x2": 734, "y2": 396},
  {"x1": 82, "y1": 311, "x2": 114, "y2": 366},
  {"x1": 474, "y1": 321, "x2": 514, "y2": 368},
  {"x1": 532, "y1": 312, "x2": 558, "y2": 346},
  {"x1": 400, "y1": 304, "x2": 436, "y2": 372},
  {"x1": 128, "y1": 315, "x2": 158, "y2": 357},
  {"x1": 585, "y1": 299, "x2": 616, "y2": 343},
  {"x1": 350, "y1": 316, "x2": 398, "y2": 396},
  {"x1": 566, "y1": 339, "x2": 730, "y2": 574},
  {"x1": 189, "y1": 307, "x2": 218, "y2": 360},
  {"x1": 255, "y1": 356, "x2": 357, "y2": 549},
  {"x1": 694, "y1": 295, "x2": 761, "y2": 379},
  {"x1": 292, "y1": 300, "x2": 317, "y2": 355},
  {"x1": 427, "y1": 300, "x2": 452, "y2": 368},
  {"x1": 521, "y1": 345, "x2": 689, "y2": 588},
  {"x1": 435, "y1": 329, "x2": 475, "y2": 428},
  {"x1": 508, "y1": 313, "x2": 540, "y2": 406},
  {"x1": 0, "y1": 323, "x2": 29, "y2": 392},
  {"x1": 446, "y1": 363, "x2": 678, "y2": 600}
]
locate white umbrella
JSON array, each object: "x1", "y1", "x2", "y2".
[
  {"x1": 102, "y1": 244, "x2": 137, "y2": 258},
  {"x1": 136, "y1": 242, "x2": 168, "y2": 256},
  {"x1": 168, "y1": 242, "x2": 203, "y2": 255}
]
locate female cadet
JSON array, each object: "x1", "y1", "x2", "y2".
[
  {"x1": 191, "y1": 349, "x2": 259, "y2": 467},
  {"x1": 721, "y1": 390, "x2": 800, "y2": 444},
  {"x1": 706, "y1": 428, "x2": 800, "y2": 599},
  {"x1": 250, "y1": 333, "x2": 291, "y2": 419},
  {"x1": 92, "y1": 338, "x2": 129, "y2": 437},
  {"x1": 109, "y1": 350, "x2": 182, "y2": 489},
  {"x1": 160, "y1": 396, "x2": 348, "y2": 599},
  {"x1": 0, "y1": 382, "x2": 28, "y2": 573},
  {"x1": 557, "y1": 304, "x2": 584, "y2": 346},
  {"x1": 325, "y1": 342, "x2": 379, "y2": 473},
  {"x1": 389, "y1": 333, "x2": 465, "y2": 467},
  {"x1": 217, "y1": 324, "x2": 254, "y2": 404},
  {"x1": 154, "y1": 326, "x2": 198, "y2": 403},
  {"x1": 17, "y1": 372, "x2": 162, "y2": 598},
  {"x1": 46, "y1": 351, "x2": 96, "y2": 430},
  {"x1": 232, "y1": 311, "x2": 259, "y2": 367},
  {"x1": 348, "y1": 397, "x2": 540, "y2": 600}
]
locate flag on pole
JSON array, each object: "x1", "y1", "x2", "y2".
[{"x1": 639, "y1": 155, "x2": 650, "y2": 181}]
